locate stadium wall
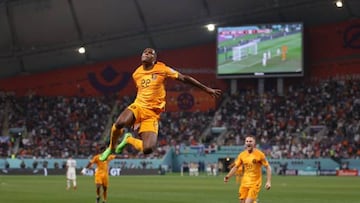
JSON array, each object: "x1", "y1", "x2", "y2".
[
  {"x1": 2, "y1": 150, "x2": 360, "y2": 174},
  {"x1": 1, "y1": 158, "x2": 163, "y2": 170},
  {"x1": 172, "y1": 147, "x2": 342, "y2": 172},
  {"x1": 0, "y1": 44, "x2": 227, "y2": 97},
  {"x1": 1, "y1": 19, "x2": 360, "y2": 96}
]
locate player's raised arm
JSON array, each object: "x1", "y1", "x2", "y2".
[{"x1": 176, "y1": 73, "x2": 222, "y2": 98}]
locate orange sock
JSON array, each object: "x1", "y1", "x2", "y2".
[
  {"x1": 109, "y1": 124, "x2": 124, "y2": 149},
  {"x1": 127, "y1": 136, "x2": 143, "y2": 151}
]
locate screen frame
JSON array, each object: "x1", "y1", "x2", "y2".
[{"x1": 216, "y1": 22, "x2": 304, "y2": 79}]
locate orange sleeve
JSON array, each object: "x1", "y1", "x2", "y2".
[
  {"x1": 234, "y1": 153, "x2": 243, "y2": 168},
  {"x1": 90, "y1": 155, "x2": 99, "y2": 164},
  {"x1": 163, "y1": 64, "x2": 179, "y2": 79},
  {"x1": 260, "y1": 151, "x2": 269, "y2": 167}
]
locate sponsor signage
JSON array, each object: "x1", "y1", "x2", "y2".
[
  {"x1": 336, "y1": 169, "x2": 358, "y2": 176},
  {"x1": 0, "y1": 168, "x2": 160, "y2": 176},
  {"x1": 285, "y1": 169, "x2": 298, "y2": 176},
  {"x1": 297, "y1": 170, "x2": 317, "y2": 176},
  {"x1": 319, "y1": 169, "x2": 337, "y2": 176}
]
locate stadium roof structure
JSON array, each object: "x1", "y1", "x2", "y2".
[{"x1": 0, "y1": 0, "x2": 359, "y2": 78}]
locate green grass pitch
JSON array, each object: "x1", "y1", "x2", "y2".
[{"x1": 0, "y1": 174, "x2": 358, "y2": 203}]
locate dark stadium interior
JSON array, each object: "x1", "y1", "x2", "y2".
[
  {"x1": 0, "y1": 0, "x2": 360, "y2": 78},
  {"x1": 1, "y1": 3, "x2": 360, "y2": 203},
  {"x1": 0, "y1": 0, "x2": 360, "y2": 180}
]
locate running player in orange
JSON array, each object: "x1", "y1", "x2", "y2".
[
  {"x1": 228, "y1": 162, "x2": 258, "y2": 203},
  {"x1": 83, "y1": 153, "x2": 116, "y2": 203},
  {"x1": 281, "y1": 45, "x2": 288, "y2": 61},
  {"x1": 100, "y1": 47, "x2": 222, "y2": 160},
  {"x1": 224, "y1": 136, "x2": 272, "y2": 203}
]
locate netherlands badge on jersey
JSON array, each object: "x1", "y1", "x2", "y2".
[{"x1": 152, "y1": 74, "x2": 157, "y2": 80}]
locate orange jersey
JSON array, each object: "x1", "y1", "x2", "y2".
[
  {"x1": 235, "y1": 165, "x2": 244, "y2": 184},
  {"x1": 90, "y1": 154, "x2": 116, "y2": 176},
  {"x1": 234, "y1": 148, "x2": 269, "y2": 187},
  {"x1": 132, "y1": 61, "x2": 179, "y2": 110}
]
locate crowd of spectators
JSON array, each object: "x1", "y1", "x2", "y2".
[
  {"x1": 2, "y1": 92, "x2": 116, "y2": 158},
  {"x1": 0, "y1": 91, "x2": 11, "y2": 157},
  {"x1": 214, "y1": 79, "x2": 360, "y2": 159},
  {"x1": 0, "y1": 79, "x2": 359, "y2": 160}
]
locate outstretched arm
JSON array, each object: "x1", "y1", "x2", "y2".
[
  {"x1": 224, "y1": 165, "x2": 239, "y2": 183},
  {"x1": 85, "y1": 162, "x2": 92, "y2": 169},
  {"x1": 265, "y1": 165, "x2": 272, "y2": 190},
  {"x1": 81, "y1": 162, "x2": 92, "y2": 175},
  {"x1": 177, "y1": 73, "x2": 222, "y2": 98}
]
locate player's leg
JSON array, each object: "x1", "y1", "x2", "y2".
[
  {"x1": 244, "y1": 186, "x2": 260, "y2": 203},
  {"x1": 140, "y1": 131, "x2": 157, "y2": 154},
  {"x1": 239, "y1": 186, "x2": 248, "y2": 203},
  {"x1": 102, "y1": 175, "x2": 109, "y2": 203},
  {"x1": 95, "y1": 175, "x2": 102, "y2": 203},
  {"x1": 102, "y1": 185, "x2": 108, "y2": 203},
  {"x1": 95, "y1": 184, "x2": 101, "y2": 203},
  {"x1": 110, "y1": 108, "x2": 135, "y2": 149},
  {"x1": 116, "y1": 106, "x2": 159, "y2": 155},
  {"x1": 117, "y1": 131, "x2": 157, "y2": 154},
  {"x1": 72, "y1": 177, "x2": 77, "y2": 190},
  {"x1": 66, "y1": 178, "x2": 71, "y2": 190},
  {"x1": 245, "y1": 198, "x2": 256, "y2": 203},
  {"x1": 123, "y1": 118, "x2": 158, "y2": 154},
  {"x1": 100, "y1": 107, "x2": 135, "y2": 160}
]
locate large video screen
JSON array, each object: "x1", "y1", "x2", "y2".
[{"x1": 216, "y1": 23, "x2": 304, "y2": 78}]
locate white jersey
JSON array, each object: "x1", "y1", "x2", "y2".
[{"x1": 66, "y1": 158, "x2": 77, "y2": 180}]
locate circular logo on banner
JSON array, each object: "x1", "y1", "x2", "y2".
[
  {"x1": 343, "y1": 24, "x2": 360, "y2": 49},
  {"x1": 87, "y1": 65, "x2": 131, "y2": 95},
  {"x1": 177, "y1": 92, "x2": 194, "y2": 110}
]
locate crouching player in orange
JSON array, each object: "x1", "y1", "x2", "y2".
[
  {"x1": 82, "y1": 153, "x2": 116, "y2": 203},
  {"x1": 224, "y1": 136, "x2": 272, "y2": 203}
]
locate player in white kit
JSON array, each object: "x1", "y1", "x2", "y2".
[{"x1": 66, "y1": 155, "x2": 77, "y2": 190}]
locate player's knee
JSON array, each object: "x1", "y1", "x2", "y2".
[{"x1": 143, "y1": 147, "x2": 153, "y2": 155}]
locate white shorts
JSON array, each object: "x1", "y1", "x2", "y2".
[{"x1": 67, "y1": 171, "x2": 76, "y2": 180}]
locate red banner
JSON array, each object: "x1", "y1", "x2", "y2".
[
  {"x1": 0, "y1": 59, "x2": 138, "y2": 97},
  {"x1": 0, "y1": 44, "x2": 227, "y2": 98},
  {"x1": 336, "y1": 169, "x2": 358, "y2": 176},
  {"x1": 166, "y1": 91, "x2": 216, "y2": 112},
  {"x1": 307, "y1": 19, "x2": 360, "y2": 79},
  {"x1": 308, "y1": 19, "x2": 360, "y2": 60}
]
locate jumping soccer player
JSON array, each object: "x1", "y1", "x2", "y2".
[{"x1": 100, "y1": 47, "x2": 222, "y2": 161}]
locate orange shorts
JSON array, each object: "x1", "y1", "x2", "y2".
[
  {"x1": 94, "y1": 173, "x2": 109, "y2": 187},
  {"x1": 128, "y1": 103, "x2": 160, "y2": 134},
  {"x1": 238, "y1": 185, "x2": 260, "y2": 200}
]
